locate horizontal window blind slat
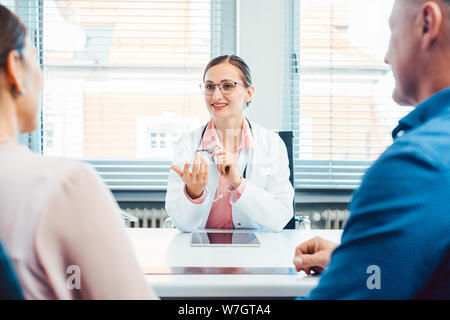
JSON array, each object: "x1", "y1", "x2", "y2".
[{"x1": 9, "y1": 0, "x2": 237, "y2": 191}]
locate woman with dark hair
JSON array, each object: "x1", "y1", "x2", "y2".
[
  {"x1": 165, "y1": 55, "x2": 294, "y2": 232},
  {"x1": 0, "y1": 5, "x2": 155, "y2": 299}
]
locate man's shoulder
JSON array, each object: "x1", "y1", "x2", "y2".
[
  {"x1": 353, "y1": 109, "x2": 450, "y2": 207},
  {"x1": 389, "y1": 114, "x2": 450, "y2": 170},
  {"x1": 362, "y1": 131, "x2": 449, "y2": 191},
  {"x1": 351, "y1": 113, "x2": 450, "y2": 222}
]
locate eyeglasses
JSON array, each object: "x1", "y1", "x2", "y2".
[{"x1": 199, "y1": 80, "x2": 247, "y2": 96}]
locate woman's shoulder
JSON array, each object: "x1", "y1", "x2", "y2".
[
  {"x1": 35, "y1": 153, "x2": 93, "y2": 179},
  {"x1": 3, "y1": 144, "x2": 98, "y2": 192},
  {"x1": 38, "y1": 156, "x2": 100, "y2": 192},
  {"x1": 248, "y1": 120, "x2": 284, "y2": 145},
  {"x1": 249, "y1": 120, "x2": 273, "y2": 134}
]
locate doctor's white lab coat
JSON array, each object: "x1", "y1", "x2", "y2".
[{"x1": 164, "y1": 121, "x2": 294, "y2": 232}]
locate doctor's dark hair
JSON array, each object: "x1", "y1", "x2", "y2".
[
  {"x1": 0, "y1": 5, "x2": 27, "y2": 71},
  {"x1": 203, "y1": 55, "x2": 253, "y2": 107}
]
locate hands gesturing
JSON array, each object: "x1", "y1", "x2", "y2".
[
  {"x1": 171, "y1": 136, "x2": 243, "y2": 199},
  {"x1": 171, "y1": 152, "x2": 209, "y2": 199}
]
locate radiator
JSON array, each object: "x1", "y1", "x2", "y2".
[
  {"x1": 122, "y1": 208, "x2": 169, "y2": 228},
  {"x1": 122, "y1": 208, "x2": 349, "y2": 229},
  {"x1": 319, "y1": 209, "x2": 350, "y2": 229}
]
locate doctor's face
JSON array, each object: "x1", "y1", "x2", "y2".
[{"x1": 203, "y1": 62, "x2": 253, "y2": 120}]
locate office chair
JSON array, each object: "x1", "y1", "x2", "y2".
[
  {"x1": 0, "y1": 242, "x2": 24, "y2": 300},
  {"x1": 278, "y1": 131, "x2": 310, "y2": 230}
]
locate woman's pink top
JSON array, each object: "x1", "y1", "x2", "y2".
[
  {"x1": 0, "y1": 142, "x2": 155, "y2": 299},
  {"x1": 184, "y1": 119, "x2": 255, "y2": 229}
]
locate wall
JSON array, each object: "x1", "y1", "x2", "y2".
[{"x1": 237, "y1": 0, "x2": 285, "y2": 131}]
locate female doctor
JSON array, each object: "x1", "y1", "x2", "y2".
[{"x1": 165, "y1": 55, "x2": 294, "y2": 232}]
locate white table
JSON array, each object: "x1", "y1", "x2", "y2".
[{"x1": 126, "y1": 228, "x2": 343, "y2": 298}]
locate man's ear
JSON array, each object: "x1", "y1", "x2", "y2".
[
  {"x1": 5, "y1": 49, "x2": 25, "y2": 96},
  {"x1": 419, "y1": 1, "x2": 443, "y2": 50}
]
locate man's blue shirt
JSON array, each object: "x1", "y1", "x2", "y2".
[{"x1": 307, "y1": 87, "x2": 450, "y2": 299}]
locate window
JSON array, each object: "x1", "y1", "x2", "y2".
[
  {"x1": 5, "y1": 0, "x2": 411, "y2": 194},
  {"x1": 2, "y1": 0, "x2": 43, "y2": 150},
  {"x1": 285, "y1": 0, "x2": 413, "y2": 189},
  {"x1": 7, "y1": 0, "x2": 236, "y2": 191}
]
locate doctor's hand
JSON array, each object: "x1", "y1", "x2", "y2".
[
  {"x1": 211, "y1": 147, "x2": 242, "y2": 188},
  {"x1": 170, "y1": 152, "x2": 209, "y2": 199},
  {"x1": 293, "y1": 237, "x2": 338, "y2": 275}
]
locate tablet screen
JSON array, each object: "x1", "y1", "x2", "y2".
[{"x1": 191, "y1": 232, "x2": 260, "y2": 247}]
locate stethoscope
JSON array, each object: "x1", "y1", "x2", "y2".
[{"x1": 195, "y1": 118, "x2": 253, "y2": 202}]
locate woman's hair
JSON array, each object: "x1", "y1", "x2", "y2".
[
  {"x1": 0, "y1": 5, "x2": 27, "y2": 71},
  {"x1": 203, "y1": 55, "x2": 252, "y2": 86},
  {"x1": 203, "y1": 55, "x2": 253, "y2": 107}
]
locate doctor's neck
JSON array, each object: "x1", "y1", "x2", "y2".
[
  {"x1": 214, "y1": 114, "x2": 244, "y2": 131},
  {"x1": 213, "y1": 114, "x2": 244, "y2": 149}
]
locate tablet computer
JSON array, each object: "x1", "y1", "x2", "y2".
[{"x1": 191, "y1": 231, "x2": 261, "y2": 247}]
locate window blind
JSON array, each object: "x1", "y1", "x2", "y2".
[
  {"x1": 285, "y1": 0, "x2": 413, "y2": 189},
  {"x1": 7, "y1": 0, "x2": 236, "y2": 190},
  {"x1": 3, "y1": 0, "x2": 43, "y2": 152}
]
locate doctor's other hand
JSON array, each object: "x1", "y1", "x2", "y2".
[
  {"x1": 293, "y1": 237, "x2": 338, "y2": 275},
  {"x1": 171, "y1": 152, "x2": 209, "y2": 199},
  {"x1": 211, "y1": 147, "x2": 242, "y2": 188}
]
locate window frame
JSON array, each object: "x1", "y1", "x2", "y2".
[
  {"x1": 20, "y1": 0, "x2": 237, "y2": 201},
  {"x1": 284, "y1": 0, "x2": 406, "y2": 203}
]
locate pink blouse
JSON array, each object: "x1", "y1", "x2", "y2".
[
  {"x1": 0, "y1": 142, "x2": 156, "y2": 299},
  {"x1": 184, "y1": 119, "x2": 255, "y2": 229}
]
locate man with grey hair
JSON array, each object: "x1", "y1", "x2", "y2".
[{"x1": 293, "y1": 0, "x2": 450, "y2": 299}]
